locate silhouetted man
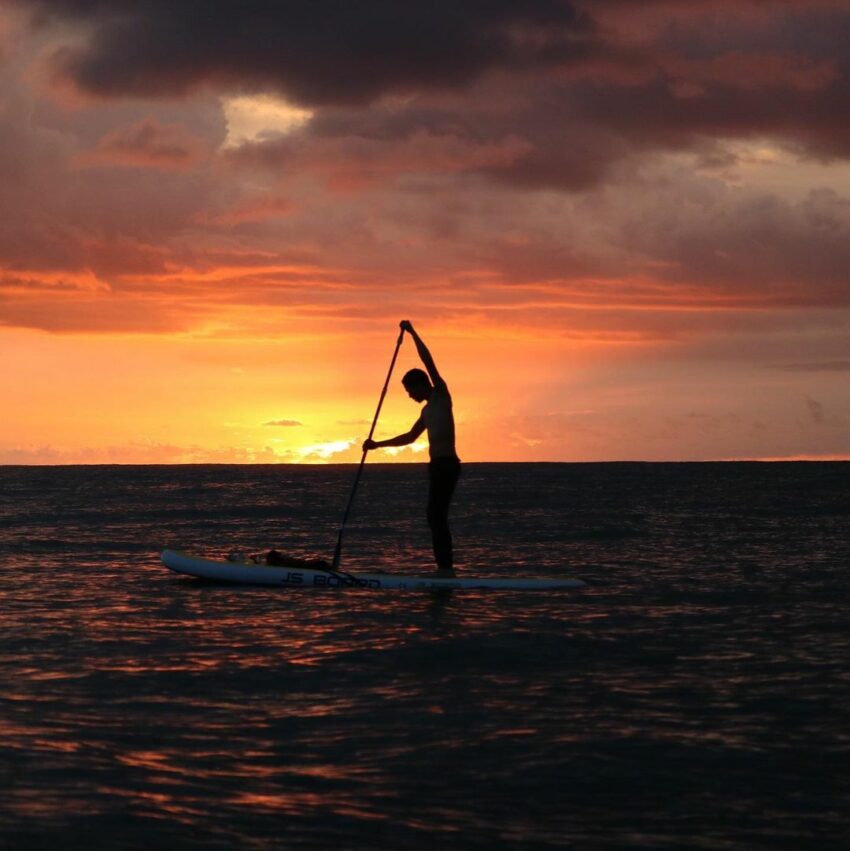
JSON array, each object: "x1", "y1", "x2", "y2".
[{"x1": 363, "y1": 320, "x2": 460, "y2": 576}]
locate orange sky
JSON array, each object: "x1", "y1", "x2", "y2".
[{"x1": 1, "y1": 1, "x2": 849, "y2": 463}]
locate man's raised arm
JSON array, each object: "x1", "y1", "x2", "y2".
[{"x1": 400, "y1": 320, "x2": 443, "y2": 387}]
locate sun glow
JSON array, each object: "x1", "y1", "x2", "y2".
[{"x1": 294, "y1": 439, "x2": 355, "y2": 462}]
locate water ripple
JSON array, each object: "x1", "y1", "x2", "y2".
[{"x1": 1, "y1": 463, "x2": 849, "y2": 849}]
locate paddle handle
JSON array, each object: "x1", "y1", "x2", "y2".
[{"x1": 332, "y1": 327, "x2": 405, "y2": 569}]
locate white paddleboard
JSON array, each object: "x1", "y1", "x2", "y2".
[{"x1": 161, "y1": 549, "x2": 585, "y2": 591}]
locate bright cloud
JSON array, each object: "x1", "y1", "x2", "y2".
[{"x1": 221, "y1": 94, "x2": 313, "y2": 149}]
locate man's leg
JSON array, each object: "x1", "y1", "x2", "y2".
[{"x1": 427, "y1": 458, "x2": 461, "y2": 573}]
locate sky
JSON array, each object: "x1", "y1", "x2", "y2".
[{"x1": 1, "y1": 0, "x2": 849, "y2": 464}]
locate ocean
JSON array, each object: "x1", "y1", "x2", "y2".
[{"x1": 1, "y1": 462, "x2": 848, "y2": 850}]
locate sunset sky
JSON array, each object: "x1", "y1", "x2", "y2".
[{"x1": 1, "y1": 0, "x2": 849, "y2": 463}]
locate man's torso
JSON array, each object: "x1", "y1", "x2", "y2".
[{"x1": 422, "y1": 382, "x2": 456, "y2": 460}]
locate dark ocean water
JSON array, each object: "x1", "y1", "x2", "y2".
[{"x1": 0, "y1": 462, "x2": 848, "y2": 850}]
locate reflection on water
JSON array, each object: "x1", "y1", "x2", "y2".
[{"x1": 1, "y1": 463, "x2": 849, "y2": 849}]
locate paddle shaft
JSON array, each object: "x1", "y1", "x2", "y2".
[{"x1": 332, "y1": 328, "x2": 405, "y2": 569}]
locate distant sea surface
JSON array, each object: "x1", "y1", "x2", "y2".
[{"x1": 1, "y1": 462, "x2": 848, "y2": 850}]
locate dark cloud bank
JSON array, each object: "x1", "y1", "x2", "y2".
[
  {"x1": 14, "y1": 0, "x2": 598, "y2": 103},
  {"x1": 7, "y1": 0, "x2": 849, "y2": 194}
]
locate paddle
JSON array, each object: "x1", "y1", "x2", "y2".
[{"x1": 331, "y1": 326, "x2": 405, "y2": 570}]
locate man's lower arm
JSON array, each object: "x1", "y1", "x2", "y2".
[{"x1": 381, "y1": 433, "x2": 414, "y2": 448}]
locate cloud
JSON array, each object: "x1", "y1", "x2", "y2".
[
  {"x1": 227, "y1": 124, "x2": 533, "y2": 192},
  {"x1": 614, "y1": 183, "x2": 850, "y2": 303},
  {"x1": 774, "y1": 361, "x2": 850, "y2": 372},
  {"x1": 76, "y1": 117, "x2": 204, "y2": 169},
  {"x1": 0, "y1": 444, "x2": 65, "y2": 464},
  {"x1": 263, "y1": 419, "x2": 302, "y2": 427},
  {"x1": 0, "y1": 440, "x2": 287, "y2": 464},
  {"x1": 0, "y1": 282, "x2": 201, "y2": 333},
  {"x1": 805, "y1": 395, "x2": 826, "y2": 425},
  {"x1": 19, "y1": 0, "x2": 599, "y2": 104},
  {"x1": 8, "y1": 0, "x2": 848, "y2": 176},
  {"x1": 293, "y1": 438, "x2": 356, "y2": 462}
]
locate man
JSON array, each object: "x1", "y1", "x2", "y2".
[{"x1": 363, "y1": 320, "x2": 461, "y2": 576}]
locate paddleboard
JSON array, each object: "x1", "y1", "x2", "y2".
[{"x1": 161, "y1": 549, "x2": 585, "y2": 591}]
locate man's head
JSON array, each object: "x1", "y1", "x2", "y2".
[{"x1": 402, "y1": 368, "x2": 431, "y2": 402}]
